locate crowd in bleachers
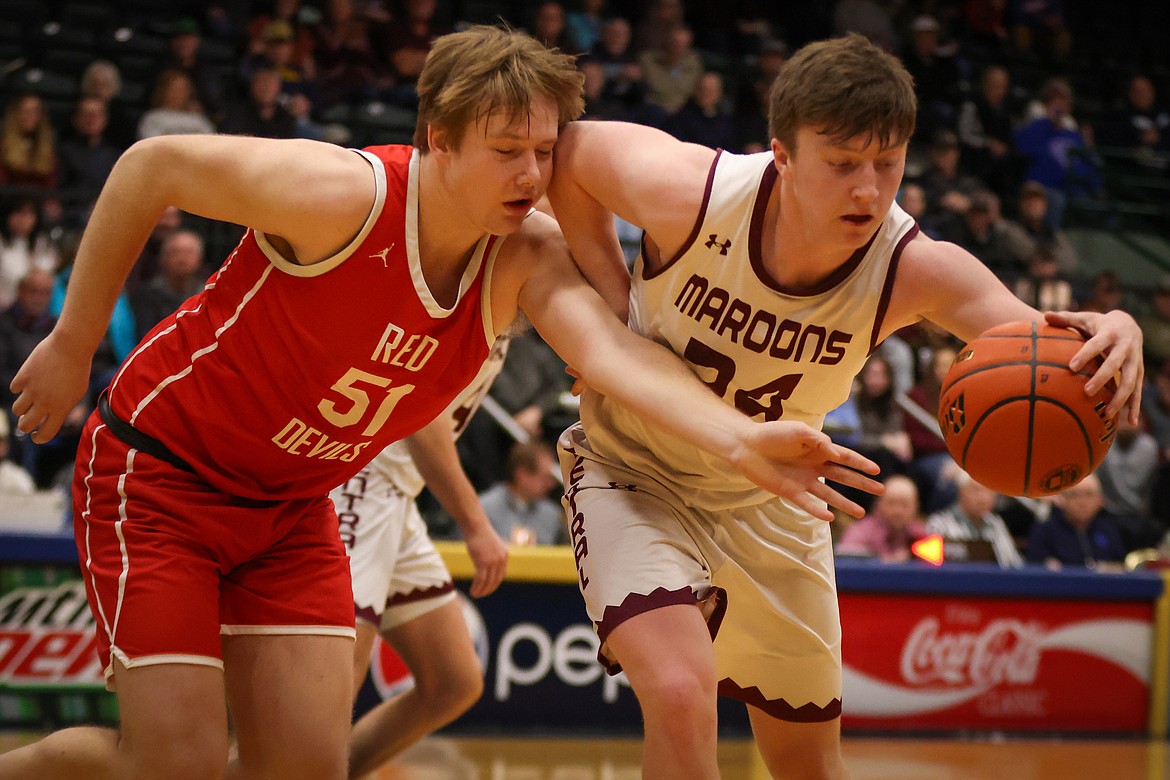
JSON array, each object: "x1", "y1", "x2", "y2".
[{"x1": 1, "y1": 0, "x2": 1170, "y2": 564}]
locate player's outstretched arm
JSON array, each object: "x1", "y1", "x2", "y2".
[
  {"x1": 10, "y1": 135, "x2": 374, "y2": 443},
  {"x1": 1043, "y1": 309, "x2": 1143, "y2": 424},
  {"x1": 405, "y1": 418, "x2": 508, "y2": 598},
  {"x1": 889, "y1": 235, "x2": 1144, "y2": 426},
  {"x1": 508, "y1": 226, "x2": 882, "y2": 521}
]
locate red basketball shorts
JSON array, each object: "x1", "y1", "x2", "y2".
[{"x1": 73, "y1": 415, "x2": 356, "y2": 688}]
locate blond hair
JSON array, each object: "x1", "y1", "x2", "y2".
[
  {"x1": 769, "y1": 33, "x2": 916, "y2": 154},
  {"x1": 1, "y1": 94, "x2": 55, "y2": 177},
  {"x1": 414, "y1": 25, "x2": 584, "y2": 151}
]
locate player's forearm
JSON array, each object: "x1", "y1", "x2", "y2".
[
  {"x1": 578, "y1": 328, "x2": 756, "y2": 466},
  {"x1": 404, "y1": 420, "x2": 493, "y2": 535}
]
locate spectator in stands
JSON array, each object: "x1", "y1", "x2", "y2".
[
  {"x1": 0, "y1": 200, "x2": 60, "y2": 311},
  {"x1": 938, "y1": 190, "x2": 1019, "y2": 280},
  {"x1": 1143, "y1": 359, "x2": 1170, "y2": 528},
  {"x1": 243, "y1": 20, "x2": 322, "y2": 108},
  {"x1": 131, "y1": 230, "x2": 209, "y2": 341},
  {"x1": 636, "y1": 0, "x2": 686, "y2": 53},
  {"x1": 0, "y1": 268, "x2": 55, "y2": 411},
  {"x1": 1097, "y1": 412, "x2": 1162, "y2": 551},
  {"x1": 1078, "y1": 270, "x2": 1129, "y2": 314},
  {"x1": 927, "y1": 470, "x2": 1023, "y2": 567},
  {"x1": 901, "y1": 15, "x2": 962, "y2": 139},
  {"x1": 161, "y1": 18, "x2": 227, "y2": 124},
  {"x1": 906, "y1": 343, "x2": 959, "y2": 513},
  {"x1": 836, "y1": 475, "x2": 927, "y2": 562},
  {"x1": 1012, "y1": 247, "x2": 1074, "y2": 312},
  {"x1": 582, "y1": 17, "x2": 647, "y2": 123},
  {"x1": 219, "y1": 67, "x2": 299, "y2": 140},
  {"x1": 638, "y1": 25, "x2": 703, "y2": 117},
  {"x1": 916, "y1": 130, "x2": 984, "y2": 232},
  {"x1": 1013, "y1": 78, "x2": 1100, "y2": 227},
  {"x1": 1000, "y1": 180, "x2": 1077, "y2": 274},
  {"x1": 382, "y1": 0, "x2": 447, "y2": 109},
  {"x1": 1026, "y1": 474, "x2": 1126, "y2": 571},
  {"x1": 246, "y1": 0, "x2": 317, "y2": 69},
  {"x1": 665, "y1": 72, "x2": 736, "y2": 151},
  {"x1": 531, "y1": 1, "x2": 580, "y2": 55},
  {"x1": 314, "y1": 12, "x2": 384, "y2": 109},
  {"x1": 78, "y1": 60, "x2": 135, "y2": 151},
  {"x1": 957, "y1": 65, "x2": 1021, "y2": 203},
  {"x1": 57, "y1": 97, "x2": 121, "y2": 231},
  {"x1": 1099, "y1": 74, "x2": 1170, "y2": 169},
  {"x1": 962, "y1": 0, "x2": 1010, "y2": 56},
  {"x1": 1138, "y1": 276, "x2": 1170, "y2": 368},
  {"x1": 1010, "y1": 0, "x2": 1072, "y2": 63},
  {"x1": 854, "y1": 353, "x2": 912, "y2": 479},
  {"x1": 137, "y1": 70, "x2": 217, "y2": 139},
  {"x1": 580, "y1": 60, "x2": 630, "y2": 122},
  {"x1": 896, "y1": 182, "x2": 935, "y2": 234},
  {"x1": 473, "y1": 440, "x2": 566, "y2": 546},
  {"x1": 0, "y1": 93, "x2": 58, "y2": 191},
  {"x1": 565, "y1": 0, "x2": 606, "y2": 53}
]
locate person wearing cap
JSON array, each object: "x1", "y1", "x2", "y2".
[
  {"x1": 1000, "y1": 179, "x2": 1077, "y2": 273},
  {"x1": 161, "y1": 18, "x2": 226, "y2": 123},
  {"x1": 246, "y1": 0, "x2": 316, "y2": 68}
]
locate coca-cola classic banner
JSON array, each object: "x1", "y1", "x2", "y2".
[{"x1": 840, "y1": 593, "x2": 1152, "y2": 732}]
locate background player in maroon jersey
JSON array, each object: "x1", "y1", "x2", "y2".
[
  {"x1": 547, "y1": 34, "x2": 1143, "y2": 780},
  {"x1": 2, "y1": 27, "x2": 883, "y2": 780}
]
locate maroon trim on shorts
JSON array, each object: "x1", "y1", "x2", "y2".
[
  {"x1": 718, "y1": 678, "x2": 842, "y2": 723},
  {"x1": 867, "y1": 223, "x2": 921, "y2": 355},
  {"x1": 354, "y1": 604, "x2": 379, "y2": 625},
  {"x1": 385, "y1": 581, "x2": 455, "y2": 608},
  {"x1": 595, "y1": 586, "x2": 728, "y2": 675}
]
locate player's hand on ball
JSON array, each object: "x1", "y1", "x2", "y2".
[
  {"x1": 730, "y1": 421, "x2": 883, "y2": 521},
  {"x1": 1044, "y1": 309, "x2": 1143, "y2": 424}
]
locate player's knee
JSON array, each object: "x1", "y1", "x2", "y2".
[
  {"x1": 417, "y1": 657, "x2": 483, "y2": 722},
  {"x1": 633, "y1": 665, "x2": 715, "y2": 722}
]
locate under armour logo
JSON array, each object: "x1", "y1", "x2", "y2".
[
  {"x1": 606, "y1": 482, "x2": 638, "y2": 492},
  {"x1": 370, "y1": 244, "x2": 396, "y2": 267},
  {"x1": 704, "y1": 234, "x2": 732, "y2": 255}
]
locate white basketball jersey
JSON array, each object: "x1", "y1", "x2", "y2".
[
  {"x1": 581, "y1": 150, "x2": 918, "y2": 509},
  {"x1": 371, "y1": 333, "x2": 512, "y2": 497}
]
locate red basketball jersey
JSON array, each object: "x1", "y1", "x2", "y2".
[{"x1": 107, "y1": 145, "x2": 498, "y2": 500}]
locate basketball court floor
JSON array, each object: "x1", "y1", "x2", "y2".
[{"x1": 2, "y1": 732, "x2": 1164, "y2": 778}]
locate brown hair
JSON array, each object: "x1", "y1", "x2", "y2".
[
  {"x1": 769, "y1": 33, "x2": 916, "y2": 154},
  {"x1": 414, "y1": 25, "x2": 585, "y2": 151}
]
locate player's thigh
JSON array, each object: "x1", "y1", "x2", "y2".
[
  {"x1": 113, "y1": 658, "x2": 229, "y2": 778},
  {"x1": 352, "y1": 620, "x2": 380, "y2": 701},
  {"x1": 223, "y1": 634, "x2": 353, "y2": 779},
  {"x1": 606, "y1": 603, "x2": 717, "y2": 711},
  {"x1": 559, "y1": 452, "x2": 713, "y2": 665},
  {"x1": 748, "y1": 706, "x2": 846, "y2": 780},
  {"x1": 383, "y1": 597, "x2": 480, "y2": 695}
]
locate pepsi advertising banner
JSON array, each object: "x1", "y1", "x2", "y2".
[{"x1": 1, "y1": 537, "x2": 1165, "y2": 735}]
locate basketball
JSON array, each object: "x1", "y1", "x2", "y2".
[{"x1": 937, "y1": 321, "x2": 1117, "y2": 497}]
